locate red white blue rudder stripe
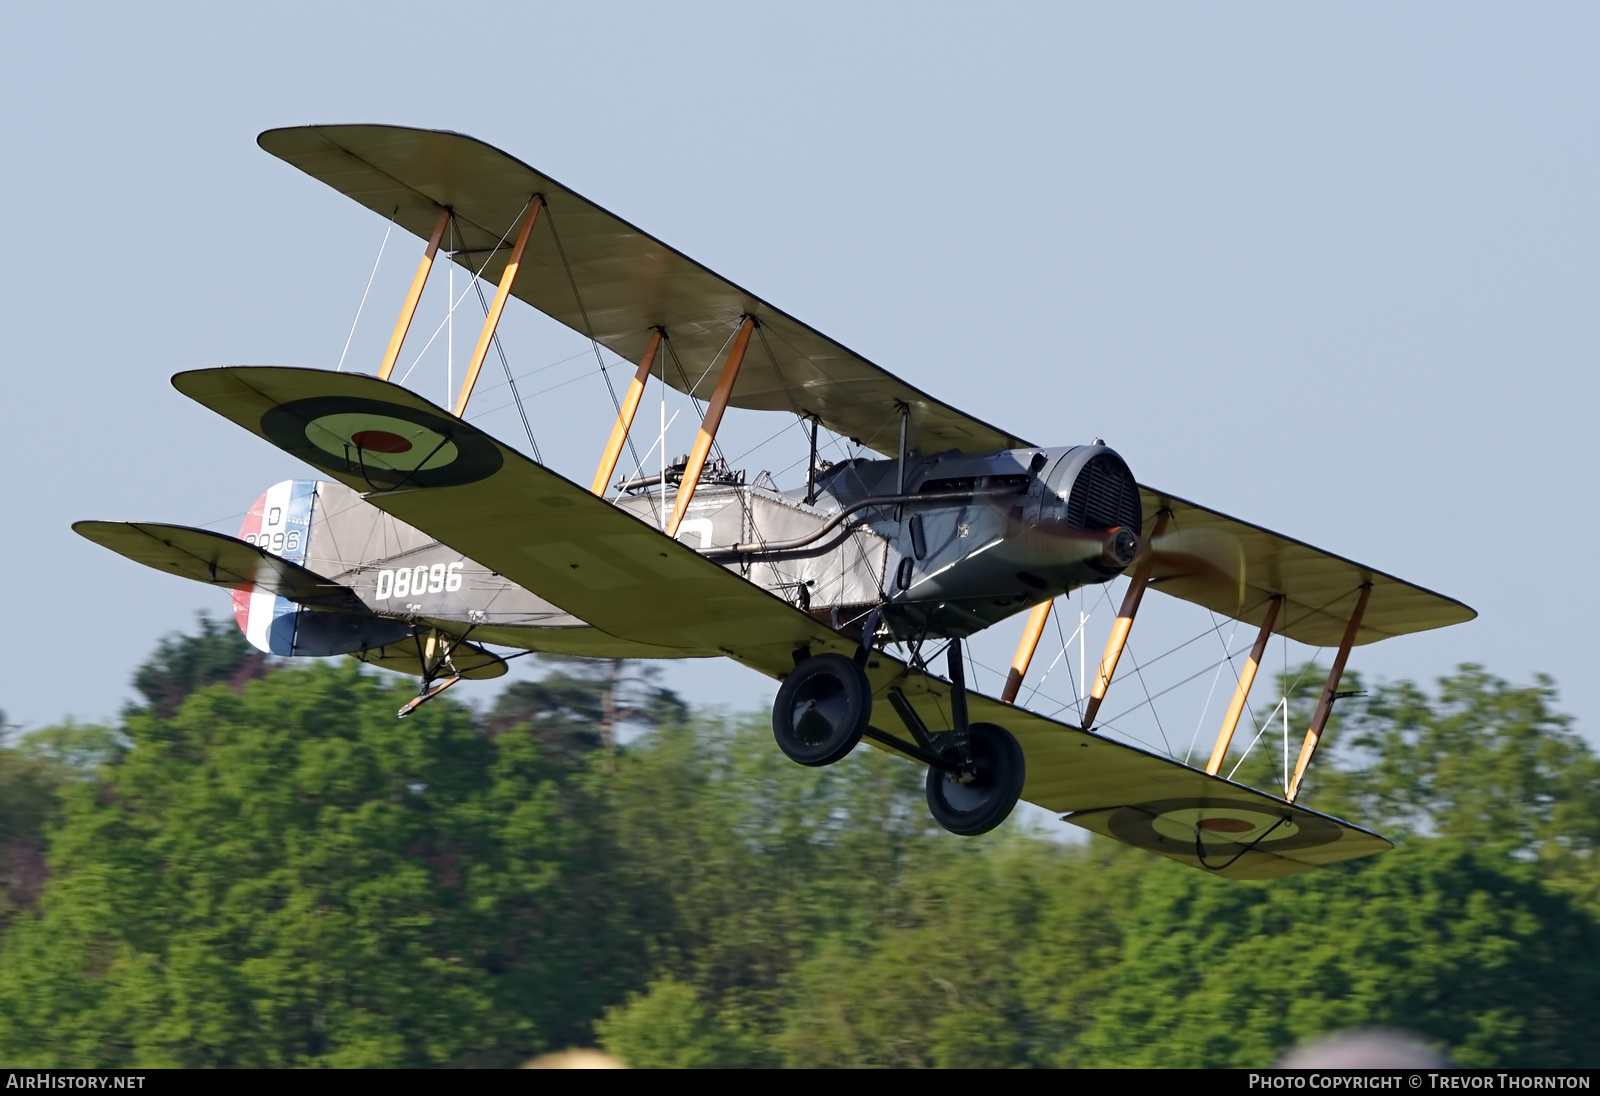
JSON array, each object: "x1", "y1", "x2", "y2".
[{"x1": 232, "y1": 480, "x2": 318, "y2": 655}]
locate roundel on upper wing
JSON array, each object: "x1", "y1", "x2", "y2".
[
  {"x1": 260, "y1": 396, "x2": 502, "y2": 488},
  {"x1": 1106, "y1": 796, "x2": 1343, "y2": 859}
]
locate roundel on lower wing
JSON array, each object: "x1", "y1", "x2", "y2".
[
  {"x1": 1106, "y1": 797, "x2": 1343, "y2": 858},
  {"x1": 259, "y1": 396, "x2": 502, "y2": 488}
]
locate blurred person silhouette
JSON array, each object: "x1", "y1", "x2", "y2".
[
  {"x1": 521, "y1": 1048, "x2": 627, "y2": 1068},
  {"x1": 1277, "y1": 1029, "x2": 1450, "y2": 1068}
]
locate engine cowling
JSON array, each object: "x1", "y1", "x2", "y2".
[{"x1": 1039, "y1": 445, "x2": 1144, "y2": 576}]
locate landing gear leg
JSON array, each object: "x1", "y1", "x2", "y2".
[
  {"x1": 945, "y1": 639, "x2": 974, "y2": 769},
  {"x1": 396, "y1": 628, "x2": 467, "y2": 719},
  {"x1": 924, "y1": 638, "x2": 1025, "y2": 836}
]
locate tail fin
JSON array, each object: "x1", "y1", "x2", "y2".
[
  {"x1": 232, "y1": 480, "x2": 317, "y2": 654},
  {"x1": 232, "y1": 480, "x2": 410, "y2": 656}
]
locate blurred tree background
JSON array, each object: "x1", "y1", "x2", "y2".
[{"x1": 0, "y1": 618, "x2": 1595, "y2": 1067}]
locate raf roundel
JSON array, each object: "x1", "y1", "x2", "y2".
[
  {"x1": 259, "y1": 396, "x2": 503, "y2": 489},
  {"x1": 1106, "y1": 797, "x2": 1344, "y2": 859}
]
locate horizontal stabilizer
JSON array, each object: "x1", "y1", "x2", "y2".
[{"x1": 73, "y1": 521, "x2": 363, "y2": 611}]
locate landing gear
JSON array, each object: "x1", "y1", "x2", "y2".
[
  {"x1": 925, "y1": 722, "x2": 1026, "y2": 836},
  {"x1": 772, "y1": 636, "x2": 1026, "y2": 836},
  {"x1": 922, "y1": 637, "x2": 1024, "y2": 835},
  {"x1": 397, "y1": 674, "x2": 461, "y2": 718},
  {"x1": 389, "y1": 628, "x2": 477, "y2": 719},
  {"x1": 772, "y1": 652, "x2": 871, "y2": 766}
]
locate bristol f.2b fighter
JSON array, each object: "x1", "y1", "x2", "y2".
[{"x1": 76, "y1": 125, "x2": 1474, "y2": 879}]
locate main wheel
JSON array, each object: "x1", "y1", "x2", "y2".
[
  {"x1": 772, "y1": 653, "x2": 872, "y2": 767},
  {"x1": 926, "y1": 722, "x2": 1026, "y2": 836}
]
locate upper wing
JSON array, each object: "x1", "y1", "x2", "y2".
[
  {"x1": 1137, "y1": 487, "x2": 1476, "y2": 646},
  {"x1": 173, "y1": 365, "x2": 1390, "y2": 878},
  {"x1": 259, "y1": 124, "x2": 1471, "y2": 646},
  {"x1": 258, "y1": 124, "x2": 1027, "y2": 457},
  {"x1": 73, "y1": 520, "x2": 363, "y2": 610}
]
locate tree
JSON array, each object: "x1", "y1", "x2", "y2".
[
  {"x1": 596, "y1": 977, "x2": 773, "y2": 1068},
  {"x1": 482, "y1": 656, "x2": 686, "y2": 760},
  {"x1": 130, "y1": 613, "x2": 266, "y2": 717},
  {"x1": 1313, "y1": 667, "x2": 1600, "y2": 863},
  {"x1": 0, "y1": 747, "x2": 65, "y2": 934},
  {"x1": 774, "y1": 839, "x2": 1146, "y2": 1068},
  {"x1": 0, "y1": 661, "x2": 583, "y2": 1067},
  {"x1": 1075, "y1": 842, "x2": 1600, "y2": 1068}
]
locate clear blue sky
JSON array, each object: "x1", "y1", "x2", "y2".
[{"x1": 3, "y1": 3, "x2": 1595, "y2": 754}]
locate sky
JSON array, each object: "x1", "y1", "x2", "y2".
[{"x1": 2, "y1": 3, "x2": 1597, "y2": 764}]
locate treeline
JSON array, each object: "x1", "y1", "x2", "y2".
[{"x1": 0, "y1": 619, "x2": 1597, "y2": 1067}]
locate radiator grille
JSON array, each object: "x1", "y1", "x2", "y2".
[{"x1": 1066, "y1": 454, "x2": 1143, "y2": 532}]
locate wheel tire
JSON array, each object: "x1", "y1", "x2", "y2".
[
  {"x1": 772, "y1": 653, "x2": 872, "y2": 767},
  {"x1": 926, "y1": 722, "x2": 1026, "y2": 836}
]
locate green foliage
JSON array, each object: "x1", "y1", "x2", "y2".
[
  {"x1": 1079, "y1": 842, "x2": 1600, "y2": 1068},
  {"x1": 0, "y1": 747, "x2": 65, "y2": 932},
  {"x1": 0, "y1": 662, "x2": 578, "y2": 1067},
  {"x1": 16, "y1": 721, "x2": 124, "y2": 774},
  {"x1": 1318, "y1": 667, "x2": 1600, "y2": 860},
  {"x1": 596, "y1": 978, "x2": 774, "y2": 1068},
  {"x1": 483, "y1": 655, "x2": 685, "y2": 761},
  {"x1": 1, "y1": 621, "x2": 1598, "y2": 1069},
  {"x1": 774, "y1": 840, "x2": 1143, "y2": 1068},
  {"x1": 131, "y1": 614, "x2": 265, "y2": 717}
]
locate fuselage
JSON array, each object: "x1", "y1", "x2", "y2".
[{"x1": 231, "y1": 443, "x2": 1143, "y2": 657}]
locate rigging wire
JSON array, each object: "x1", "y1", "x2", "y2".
[
  {"x1": 614, "y1": 409, "x2": 683, "y2": 490},
  {"x1": 1226, "y1": 697, "x2": 1288, "y2": 782},
  {"x1": 470, "y1": 279, "x2": 541, "y2": 464},
  {"x1": 1183, "y1": 614, "x2": 1239, "y2": 765},
  {"x1": 540, "y1": 202, "x2": 645, "y2": 481},
  {"x1": 466, "y1": 363, "x2": 629, "y2": 421},
  {"x1": 335, "y1": 214, "x2": 394, "y2": 372},
  {"x1": 396, "y1": 201, "x2": 531, "y2": 386},
  {"x1": 664, "y1": 334, "x2": 734, "y2": 467},
  {"x1": 1121, "y1": 635, "x2": 1174, "y2": 757},
  {"x1": 1019, "y1": 597, "x2": 1085, "y2": 709},
  {"x1": 728, "y1": 416, "x2": 809, "y2": 465}
]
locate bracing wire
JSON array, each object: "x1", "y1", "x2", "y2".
[
  {"x1": 1183, "y1": 615, "x2": 1239, "y2": 765},
  {"x1": 335, "y1": 215, "x2": 394, "y2": 371},
  {"x1": 541, "y1": 202, "x2": 645, "y2": 479},
  {"x1": 396, "y1": 201, "x2": 530, "y2": 386},
  {"x1": 1227, "y1": 696, "x2": 1287, "y2": 782},
  {"x1": 1019, "y1": 598, "x2": 1086, "y2": 709},
  {"x1": 471, "y1": 279, "x2": 541, "y2": 464},
  {"x1": 1122, "y1": 638, "x2": 1174, "y2": 758},
  {"x1": 664, "y1": 333, "x2": 735, "y2": 467},
  {"x1": 615, "y1": 409, "x2": 683, "y2": 489}
]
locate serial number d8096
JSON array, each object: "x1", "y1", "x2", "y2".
[{"x1": 375, "y1": 562, "x2": 464, "y2": 600}]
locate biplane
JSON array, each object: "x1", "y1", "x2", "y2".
[{"x1": 75, "y1": 125, "x2": 1474, "y2": 879}]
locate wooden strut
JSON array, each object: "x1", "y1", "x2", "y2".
[
  {"x1": 590, "y1": 329, "x2": 665, "y2": 495},
  {"x1": 1080, "y1": 510, "x2": 1171, "y2": 730},
  {"x1": 1205, "y1": 595, "x2": 1284, "y2": 775},
  {"x1": 452, "y1": 197, "x2": 545, "y2": 418},
  {"x1": 666, "y1": 317, "x2": 756, "y2": 538},
  {"x1": 379, "y1": 209, "x2": 450, "y2": 381},
  {"x1": 1287, "y1": 583, "x2": 1372, "y2": 803},
  {"x1": 1001, "y1": 601, "x2": 1054, "y2": 704}
]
